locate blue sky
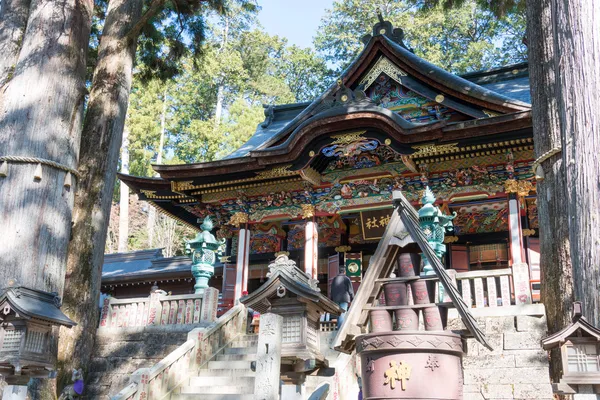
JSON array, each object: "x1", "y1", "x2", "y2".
[{"x1": 256, "y1": 0, "x2": 335, "y2": 49}]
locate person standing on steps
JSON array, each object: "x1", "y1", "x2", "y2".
[{"x1": 330, "y1": 266, "x2": 354, "y2": 328}]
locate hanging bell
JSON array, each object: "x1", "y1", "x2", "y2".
[
  {"x1": 34, "y1": 163, "x2": 43, "y2": 180},
  {"x1": 0, "y1": 161, "x2": 8, "y2": 177}
]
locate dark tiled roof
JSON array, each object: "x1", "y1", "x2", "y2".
[
  {"x1": 224, "y1": 102, "x2": 310, "y2": 159},
  {"x1": 480, "y1": 76, "x2": 531, "y2": 104},
  {"x1": 0, "y1": 286, "x2": 76, "y2": 327}
]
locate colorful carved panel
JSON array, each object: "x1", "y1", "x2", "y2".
[
  {"x1": 451, "y1": 202, "x2": 509, "y2": 235},
  {"x1": 250, "y1": 233, "x2": 280, "y2": 254},
  {"x1": 317, "y1": 216, "x2": 346, "y2": 248},
  {"x1": 366, "y1": 74, "x2": 453, "y2": 123},
  {"x1": 287, "y1": 223, "x2": 305, "y2": 251},
  {"x1": 322, "y1": 143, "x2": 405, "y2": 173},
  {"x1": 526, "y1": 198, "x2": 538, "y2": 229}
]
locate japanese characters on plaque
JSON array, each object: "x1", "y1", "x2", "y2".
[{"x1": 360, "y1": 208, "x2": 393, "y2": 240}]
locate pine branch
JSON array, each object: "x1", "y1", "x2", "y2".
[{"x1": 124, "y1": 0, "x2": 166, "y2": 43}]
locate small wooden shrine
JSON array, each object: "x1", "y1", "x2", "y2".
[
  {"x1": 542, "y1": 302, "x2": 600, "y2": 395},
  {"x1": 0, "y1": 284, "x2": 75, "y2": 382},
  {"x1": 241, "y1": 253, "x2": 342, "y2": 375}
]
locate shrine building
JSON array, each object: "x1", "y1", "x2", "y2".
[
  {"x1": 90, "y1": 17, "x2": 591, "y2": 400},
  {"x1": 117, "y1": 17, "x2": 539, "y2": 309}
]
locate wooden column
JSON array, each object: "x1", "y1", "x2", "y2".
[
  {"x1": 234, "y1": 223, "x2": 250, "y2": 302},
  {"x1": 507, "y1": 194, "x2": 525, "y2": 265},
  {"x1": 304, "y1": 218, "x2": 318, "y2": 280}
]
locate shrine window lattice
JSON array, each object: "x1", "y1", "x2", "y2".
[{"x1": 567, "y1": 343, "x2": 600, "y2": 373}]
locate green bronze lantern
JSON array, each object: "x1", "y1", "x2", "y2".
[
  {"x1": 418, "y1": 186, "x2": 456, "y2": 276},
  {"x1": 186, "y1": 217, "x2": 222, "y2": 294}
]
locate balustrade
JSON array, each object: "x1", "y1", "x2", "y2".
[{"x1": 99, "y1": 288, "x2": 219, "y2": 330}]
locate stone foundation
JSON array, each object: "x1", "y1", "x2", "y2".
[
  {"x1": 86, "y1": 324, "x2": 207, "y2": 399},
  {"x1": 447, "y1": 306, "x2": 553, "y2": 400}
]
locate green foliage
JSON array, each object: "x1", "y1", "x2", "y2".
[{"x1": 314, "y1": 0, "x2": 527, "y2": 74}]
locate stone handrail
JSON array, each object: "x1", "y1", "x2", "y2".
[
  {"x1": 111, "y1": 303, "x2": 247, "y2": 400},
  {"x1": 99, "y1": 288, "x2": 219, "y2": 329}
]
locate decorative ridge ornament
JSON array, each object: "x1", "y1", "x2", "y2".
[
  {"x1": 313, "y1": 81, "x2": 374, "y2": 114},
  {"x1": 360, "y1": 56, "x2": 408, "y2": 89},
  {"x1": 361, "y1": 11, "x2": 413, "y2": 52},
  {"x1": 266, "y1": 253, "x2": 320, "y2": 291},
  {"x1": 261, "y1": 104, "x2": 275, "y2": 128}
]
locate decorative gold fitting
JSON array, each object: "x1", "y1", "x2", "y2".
[
  {"x1": 522, "y1": 229, "x2": 536, "y2": 237},
  {"x1": 274, "y1": 251, "x2": 290, "y2": 258},
  {"x1": 443, "y1": 236, "x2": 459, "y2": 244},
  {"x1": 228, "y1": 212, "x2": 249, "y2": 227},
  {"x1": 335, "y1": 245, "x2": 352, "y2": 253},
  {"x1": 219, "y1": 256, "x2": 232, "y2": 263},
  {"x1": 504, "y1": 179, "x2": 533, "y2": 198},
  {"x1": 301, "y1": 204, "x2": 316, "y2": 219}
]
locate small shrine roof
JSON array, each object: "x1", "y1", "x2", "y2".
[
  {"x1": 0, "y1": 286, "x2": 76, "y2": 327},
  {"x1": 542, "y1": 302, "x2": 600, "y2": 350},
  {"x1": 102, "y1": 249, "x2": 202, "y2": 284}
]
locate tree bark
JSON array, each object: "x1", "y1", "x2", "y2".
[
  {"x1": 56, "y1": 0, "x2": 143, "y2": 394},
  {"x1": 0, "y1": 0, "x2": 32, "y2": 88},
  {"x1": 0, "y1": 0, "x2": 92, "y2": 295},
  {"x1": 554, "y1": 0, "x2": 600, "y2": 328},
  {"x1": 118, "y1": 125, "x2": 130, "y2": 252},
  {"x1": 526, "y1": 0, "x2": 574, "y2": 383}
]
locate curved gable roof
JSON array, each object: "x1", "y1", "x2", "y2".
[{"x1": 222, "y1": 26, "x2": 530, "y2": 160}]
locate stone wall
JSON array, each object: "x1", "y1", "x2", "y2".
[
  {"x1": 87, "y1": 324, "x2": 207, "y2": 399},
  {"x1": 447, "y1": 306, "x2": 553, "y2": 400}
]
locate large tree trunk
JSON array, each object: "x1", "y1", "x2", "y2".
[
  {"x1": 118, "y1": 125, "x2": 130, "y2": 252},
  {"x1": 526, "y1": 0, "x2": 574, "y2": 383},
  {"x1": 0, "y1": 0, "x2": 32, "y2": 88},
  {"x1": 554, "y1": 0, "x2": 600, "y2": 327},
  {"x1": 56, "y1": 0, "x2": 143, "y2": 394},
  {"x1": 0, "y1": 0, "x2": 92, "y2": 294}
]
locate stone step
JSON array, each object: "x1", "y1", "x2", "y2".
[
  {"x1": 180, "y1": 385, "x2": 253, "y2": 395},
  {"x1": 189, "y1": 376, "x2": 255, "y2": 387},
  {"x1": 215, "y1": 353, "x2": 257, "y2": 361},
  {"x1": 208, "y1": 360, "x2": 253, "y2": 370},
  {"x1": 172, "y1": 394, "x2": 254, "y2": 400},
  {"x1": 224, "y1": 346, "x2": 257, "y2": 355},
  {"x1": 197, "y1": 368, "x2": 255, "y2": 377}
]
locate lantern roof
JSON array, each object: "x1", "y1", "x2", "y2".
[
  {"x1": 187, "y1": 217, "x2": 219, "y2": 247},
  {"x1": 0, "y1": 285, "x2": 76, "y2": 327},
  {"x1": 240, "y1": 254, "x2": 342, "y2": 315}
]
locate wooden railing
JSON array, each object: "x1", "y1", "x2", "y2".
[
  {"x1": 455, "y1": 268, "x2": 513, "y2": 308},
  {"x1": 111, "y1": 304, "x2": 247, "y2": 400},
  {"x1": 99, "y1": 288, "x2": 219, "y2": 330}
]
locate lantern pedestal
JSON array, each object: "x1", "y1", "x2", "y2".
[
  {"x1": 192, "y1": 265, "x2": 214, "y2": 294},
  {"x1": 357, "y1": 331, "x2": 463, "y2": 400}
]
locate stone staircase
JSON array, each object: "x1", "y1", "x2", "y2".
[{"x1": 172, "y1": 334, "x2": 258, "y2": 399}]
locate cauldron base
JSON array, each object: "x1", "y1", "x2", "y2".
[{"x1": 357, "y1": 331, "x2": 464, "y2": 400}]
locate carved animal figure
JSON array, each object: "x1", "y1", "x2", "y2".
[{"x1": 58, "y1": 369, "x2": 84, "y2": 400}]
